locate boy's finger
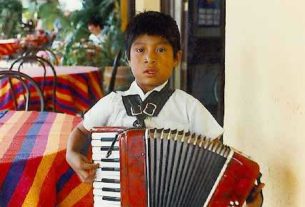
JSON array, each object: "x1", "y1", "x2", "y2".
[
  {"x1": 253, "y1": 183, "x2": 265, "y2": 195},
  {"x1": 81, "y1": 162, "x2": 99, "y2": 170}
]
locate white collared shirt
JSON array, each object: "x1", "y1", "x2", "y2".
[
  {"x1": 89, "y1": 32, "x2": 106, "y2": 45},
  {"x1": 83, "y1": 81, "x2": 223, "y2": 139}
]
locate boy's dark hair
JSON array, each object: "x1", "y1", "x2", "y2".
[
  {"x1": 88, "y1": 15, "x2": 104, "y2": 28},
  {"x1": 125, "y1": 11, "x2": 181, "y2": 60}
]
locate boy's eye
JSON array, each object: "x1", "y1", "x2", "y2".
[
  {"x1": 135, "y1": 48, "x2": 144, "y2": 53},
  {"x1": 156, "y1": 47, "x2": 166, "y2": 53}
]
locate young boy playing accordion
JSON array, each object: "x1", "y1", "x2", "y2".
[{"x1": 66, "y1": 11, "x2": 264, "y2": 207}]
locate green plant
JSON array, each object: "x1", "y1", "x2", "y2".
[
  {"x1": 99, "y1": 12, "x2": 126, "y2": 66},
  {"x1": 0, "y1": 0, "x2": 22, "y2": 38},
  {"x1": 60, "y1": 0, "x2": 126, "y2": 68},
  {"x1": 37, "y1": 2, "x2": 72, "y2": 38}
]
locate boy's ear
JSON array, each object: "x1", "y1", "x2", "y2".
[{"x1": 174, "y1": 50, "x2": 183, "y2": 68}]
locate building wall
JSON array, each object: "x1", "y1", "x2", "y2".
[
  {"x1": 135, "y1": 0, "x2": 160, "y2": 13},
  {"x1": 224, "y1": 1, "x2": 305, "y2": 206}
]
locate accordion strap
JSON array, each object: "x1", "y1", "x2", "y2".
[{"x1": 122, "y1": 83, "x2": 174, "y2": 128}]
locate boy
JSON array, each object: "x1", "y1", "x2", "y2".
[
  {"x1": 87, "y1": 15, "x2": 106, "y2": 45},
  {"x1": 66, "y1": 11, "x2": 263, "y2": 206}
]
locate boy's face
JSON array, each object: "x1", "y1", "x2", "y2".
[
  {"x1": 88, "y1": 24, "x2": 100, "y2": 35},
  {"x1": 129, "y1": 34, "x2": 181, "y2": 93}
]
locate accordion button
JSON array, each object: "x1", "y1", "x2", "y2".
[
  {"x1": 235, "y1": 200, "x2": 240, "y2": 206},
  {"x1": 229, "y1": 201, "x2": 234, "y2": 205}
]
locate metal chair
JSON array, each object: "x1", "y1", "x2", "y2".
[
  {"x1": 22, "y1": 47, "x2": 59, "y2": 65},
  {"x1": 0, "y1": 70, "x2": 45, "y2": 111},
  {"x1": 9, "y1": 55, "x2": 57, "y2": 111},
  {"x1": 107, "y1": 50, "x2": 122, "y2": 94}
]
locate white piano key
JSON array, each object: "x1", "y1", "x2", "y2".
[
  {"x1": 93, "y1": 181, "x2": 120, "y2": 189},
  {"x1": 92, "y1": 146, "x2": 119, "y2": 154},
  {"x1": 95, "y1": 172, "x2": 120, "y2": 178},
  {"x1": 91, "y1": 140, "x2": 119, "y2": 147},
  {"x1": 92, "y1": 132, "x2": 119, "y2": 140},
  {"x1": 93, "y1": 189, "x2": 121, "y2": 197},
  {"x1": 96, "y1": 167, "x2": 120, "y2": 174},
  {"x1": 92, "y1": 151, "x2": 119, "y2": 160},
  {"x1": 94, "y1": 161, "x2": 120, "y2": 168},
  {"x1": 93, "y1": 196, "x2": 120, "y2": 207},
  {"x1": 95, "y1": 172, "x2": 120, "y2": 180},
  {"x1": 92, "y1": 131, "x2": 122, "y2": 207}
]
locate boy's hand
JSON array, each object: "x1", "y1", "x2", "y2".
[
  {"x1": 66, "y1": 151, "x2": 99, "y2": 183},
  {"x1": 246, "y1": 183, "x2": 265, "y2": 207}
]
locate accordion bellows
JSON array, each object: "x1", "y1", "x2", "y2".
[{"x1": 91, "y1": 127, "x2": 260, "y2": 207}]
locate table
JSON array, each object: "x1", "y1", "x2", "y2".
[
  {"x1": 0, "y1": 39, "x2": 21, "y2": 56},
  {"x1": 0, "y1": 110, "x2": 93, "y2": 207},
  {"x1": 0, "y1": 65, "x2": 104, "y2": 115}
]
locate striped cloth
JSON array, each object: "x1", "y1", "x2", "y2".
[
  {"x1": 0, "y1": 40, "x2": 21, "y2": 56},
  {"x1": 0, "y1": 111, "x2": 93, "y2": 207},
  {"x1": 0, "y1": 66, "x2": 104, "y2": 115}
]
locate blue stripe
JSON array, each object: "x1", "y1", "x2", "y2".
[
  {"x1": 56, "y1": 168, "x2": 74, "y2": 193},
  {"x1": 56, "y1": 78, "x2": 92, "y2": 105},
  {"x1": 0, "y1": 112, "x2": 48, "y2": 205},
  {"x1": 0, "y1": 110, "x2": 8, "y2": 119},
  {"x1": 56, "y1": 100, "x2": 78, "y2": 114}
]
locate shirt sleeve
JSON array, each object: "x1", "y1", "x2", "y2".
[
  {"x1": 83, "y1": 92, "x2": 116, "y2": 130},
  {"x1": 188, "y1": 95, "x2": 224, "y2": 139}
]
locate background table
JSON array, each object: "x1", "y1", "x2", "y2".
[
  {"x1": 0, "y1": 65, "x2": 104, "y2": 114},
  {"x1": 0, "y1": 110, "x2": 93, "y2": 207},
  {"x1": 0, "y1": 39, "x2": 21, "y2": 56}
]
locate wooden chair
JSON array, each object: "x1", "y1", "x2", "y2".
[
  {"x1": 0, "y1": 70, "x2": 45, "y2": 111},
  {"x1": 9, "y1": 55, "x2": 57, "y2": 111}
]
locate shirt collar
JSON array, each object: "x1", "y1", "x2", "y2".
[{"x1": 126, "y1": 81, "x2": 168, "y2": 100}]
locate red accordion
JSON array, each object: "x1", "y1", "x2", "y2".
[{"x1": 91, "y1": 127, "x2": 260, "y2": 207}]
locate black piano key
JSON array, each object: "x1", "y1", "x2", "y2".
[
  {"x1": 102, "y1": 187, "x2": 121, "y2": 192},
  {"x1": 100, "y1": 146, "x2": 119, "y2": 151},
  {"x1": 102, "y1": 196, "x2": 121, "y2": 202},
  {"x1": 101, "y1": 167, "x2": 120, "y2": 171},
  {"x1": 101, "y1": 178, "x2": 120, "y2": 183},
  {"x1": 100, "y1": 158, "x2": 120, "y2": 162},
  {"x1": 100, "y1": 137, "x2": 116, "y2": 142}
]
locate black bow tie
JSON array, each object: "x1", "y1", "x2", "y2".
[{"x1": 122, "y1": 83, "x2": 174, "y2": 127}]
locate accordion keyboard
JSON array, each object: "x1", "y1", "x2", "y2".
[{"x1": 92, "y1": 131, "x2": 121, "y2": 207}]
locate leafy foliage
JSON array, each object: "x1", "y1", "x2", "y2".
[
  {"x1": 0, "y1": 0, "x2": 22, "y2": 38},
  {"x1": 0, "y1": 0, "x2": 125, "y2": 68},
  {"x1": 59, "y1": 0, "x2": 125, "y2": 67}
]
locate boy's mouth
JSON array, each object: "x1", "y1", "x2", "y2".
[{"x1": 144, "y1": 69, "x2": 157, "y2": 75}]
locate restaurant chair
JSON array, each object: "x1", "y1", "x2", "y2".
[
  {"x1": 22, "y1": 47, "x2": 59, "y2": 65},
  {"x1": 9, "y1": 55, "x2": 57, "y2": 111},
  {"x1": 0, "y1": 70, "x2": 45, "y2": 111},
  {"x1": 106, "y1": 50, "x2": 122, "y2": 94}
]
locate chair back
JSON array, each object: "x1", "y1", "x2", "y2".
[
  {"x1": 107, "y1": 50, "x2": 122, "y2": 94},
  {"x1": 9, "y1": 55, "x2": 57, "y2": 111},
  {"x1": 0, "y1": 70, "x2": 45, "y2": 111}
]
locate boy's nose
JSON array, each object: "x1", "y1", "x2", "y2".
[
  {"x1": 144, "y1": 52, "x2": 156, "y2": 64},
  {"x1": 144, "y1": 58, "x2": 156, "y2": 64}
]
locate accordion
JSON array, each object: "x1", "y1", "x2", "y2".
[{"x1": 91, "y1": 127, "x2": 260, "y2": 207}]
